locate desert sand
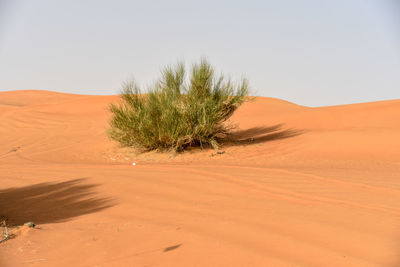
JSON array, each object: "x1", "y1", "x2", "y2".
[{"x1": 0, "y1": 90, "x2": 399, "y2": 266}]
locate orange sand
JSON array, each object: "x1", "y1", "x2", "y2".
[{"x1": 0, "y1": 90, "x2": 399, "y2": 266}]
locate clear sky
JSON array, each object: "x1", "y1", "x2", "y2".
[{"x1": 0, "y1": 0, "x2": 399, "y2": 106}]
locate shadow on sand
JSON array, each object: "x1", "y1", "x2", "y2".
[
  {"x1": 222, "y1": 124, "x2": 304, "y2": 146},
  {"x1": 0, "y1": 178, "x2": 114, "y2": 226}
]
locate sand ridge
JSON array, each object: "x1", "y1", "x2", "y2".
[{"x1": 0, "y1": 90, "x2": 399, "y2": 266}]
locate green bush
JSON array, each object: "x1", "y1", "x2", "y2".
[{"x1": 108, "y1": 58, "x2": 249, "y2": 152}]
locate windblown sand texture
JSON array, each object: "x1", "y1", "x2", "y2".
[{"x1": 1, "y1": 90, "x2": 399, "y2": 266}]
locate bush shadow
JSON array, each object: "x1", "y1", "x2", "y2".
[
  {"x1": 0, "y1": 178, "x2": 114, "y2": 226},
  {"x1": 221, "y1": 124, "x2": 304, "y2": 147}
]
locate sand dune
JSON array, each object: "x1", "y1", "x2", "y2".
[{"x1": 0, "y1": 90, "x2": 399, "y2": 266}]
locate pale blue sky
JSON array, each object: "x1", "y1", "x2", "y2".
[{"x1": 0, "y1": 0, "x2": 399, "y2": 106}]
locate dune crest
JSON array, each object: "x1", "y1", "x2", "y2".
[{"x1": 0, "y1": 90, "x2": 399, "y2": 266}]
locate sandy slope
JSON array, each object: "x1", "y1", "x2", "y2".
[{"x1": 0, "y1": 90, "x2": 399, "y2": 266}]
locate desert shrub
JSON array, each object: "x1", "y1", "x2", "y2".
[{"x1": 108, "y1": 58, "x2": 249, "y2": 152}]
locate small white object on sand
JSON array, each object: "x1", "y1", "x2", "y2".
[{"x1": 132, "y1": 162, "x2": 136, "y2": 166}]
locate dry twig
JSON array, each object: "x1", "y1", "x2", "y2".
[{"x1": 0, "y1": 220, "x2": 9, "y2": 243}]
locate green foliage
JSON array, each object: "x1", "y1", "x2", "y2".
[{"x1": 108, "y1": 58, "x2": 249, "y2": 152}]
